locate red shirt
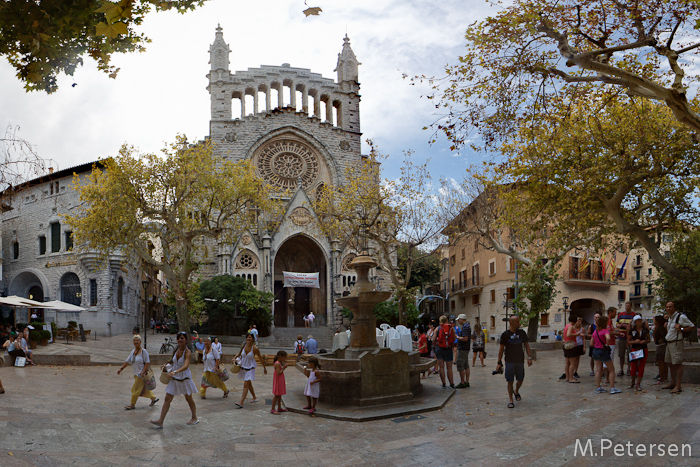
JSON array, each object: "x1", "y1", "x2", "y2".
[{"x1": 418, "y1": 334, "x2": 428, "y2": 354}]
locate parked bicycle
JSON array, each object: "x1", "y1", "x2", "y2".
[{"x1": 159, "y1": 336, "x2": 176, "y2": 354}]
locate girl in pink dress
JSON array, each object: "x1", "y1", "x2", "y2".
[{"x1": 271, "y1": 350, "x2": 288, "y2": 414}]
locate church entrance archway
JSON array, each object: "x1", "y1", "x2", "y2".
[
  {"x1": 569, "y1": 298, "x2": 605, "y2": 326},
  {"x1": 273, "y1": 235, "x2": 327, "y2": 327}
]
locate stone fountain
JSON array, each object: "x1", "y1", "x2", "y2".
[{"x1": 300, "y1": 252, "x2": 434, "y2": 406}]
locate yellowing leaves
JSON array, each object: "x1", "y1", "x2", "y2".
[{"x1": 95, "y1": 21, "x2": 128, "y2": 39}]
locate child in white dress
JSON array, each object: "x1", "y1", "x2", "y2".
[{"x1": 303, "y1": 356, "x2": 322, "y2": 415}]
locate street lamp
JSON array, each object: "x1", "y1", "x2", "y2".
[
  {"x1": 503, "y1": 292, "x2": 511, "y2": 330},
  {"x1": 475, "y1": 302, "x2": 481, "y2": 327},
  {"x1": 142, "y1": 280, "x2": 150, "y2": 349},
  {"x1": 562, "y1": 296, "x2": 569, "y2": 326}
]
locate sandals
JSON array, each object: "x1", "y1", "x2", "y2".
[
  {"x1": 302, "y1": 406, "x2": 311, "y2": 409},
  {"x1": 223, "y1": 391, "x2": 229, "y2": 398},
  {"x1": 270, "y1": 410, "x2": 280, "y2": 415},
  {"x1": 514, "y1": 393, "x2": 522, "y2": 401},
  {"x1": 278, "y1": 408, "x2": 288, "y2": 413},
  {"x1": 508, "y1": 402, "x2": 515, "y2": 408},
  {"x1": 670, "y1": 388, "x2": 683, "y2": 394},
  {"x1": 250, "y1": 399, "x2": 258, "y2": 403},
  {"x1": 568, "y1": 380, "x2": 580, "y2": 384},
  {"x1": 308, "y1": 408, "x2": 316, "y2": 415},
  {"x1": 149, "y1": 420, "x2": 163, "y2": 429},
  {"x1": 186, "y1": 419, "x2": 199, "y2": 425},
  {"x1": 235, "y1": 403, "x2": 243, "y2": 409},
  {"x1": 617, "y1": 371, "x2": 624, "y2": 377},
  {"x1": 124, "y1": 405, "x2": 136, "y2": 410},
  {"x1": 149, "y1": 398, "x2": 159, "y2": 406},
  {"x1": 661, "y1": 385, "x2": 675, "y2": 390},
  {"x1": 0, "y1": 388, "x2": 5, "y2": 394}
]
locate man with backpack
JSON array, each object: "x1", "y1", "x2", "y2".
[
  {"x1": 294, "y1": 334, "x2": 306, "y2": 359},
  {"x1": 663, "y1": 301, "x2": 695, "y2": 394},
  {"x1": 435, "y1": 315, "x2": 456, "y2": 389}
]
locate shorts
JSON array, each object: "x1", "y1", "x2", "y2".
[
  {"x1": 563, "y1": 346, "x2": 579, "y2": 358},
  {"x1": 592, "y1": 347, "x2": 611, "y2": 362},
  {"x1": 456, "y1": 349, "x2": 470, "y2": 371},
  {"x1": 473, "y1": 346, "x2": 485, "y2": 353},
  {"x1": 504, "y1": 362, "x2": 525, "y2": 382},
  {"x1": 617, "y1": 340, "x2": 628, "y2": 358},
  {"x1": 665, "y1": 340, "x2": 684, "y2": 365},
  {"x1": 435, "y1": 346, "x2": 453, "y2": 362},
  {"x1": 576, "y1": 345, "x2": 585, "y2": 356},
  {"x1": 655, "y1": 344, "x2": 666, "y2": 362}
]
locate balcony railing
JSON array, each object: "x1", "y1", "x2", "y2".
[
  {"x1": 563, "y1": 270, "x2": 621, "y2": 282},
  {"x1": 452, "y1": 277, "x2": 484, "y2": 292}
]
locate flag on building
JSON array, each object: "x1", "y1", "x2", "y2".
[
  {"x1": 608, "y1": 251, "x2": 617, "y2": 281},
  {"x1": 617, "y1": 254, "x2": 628, "y2": 279},
  {"x1": 578, "y1": 248, "x2": 590, "y2": 273}
]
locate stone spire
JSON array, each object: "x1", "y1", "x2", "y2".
[
  {"x1": 209, "y1": 24, "x2": 230, "y2": 71},
  {"x1": 334, "y1": 35, "x2": 361, "y2": 84}
]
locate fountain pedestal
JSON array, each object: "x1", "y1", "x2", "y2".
[{"x1": 300, "y1": 253, "x2": 433, "y2": 406}]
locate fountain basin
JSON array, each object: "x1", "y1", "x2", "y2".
[{"x1": 297, "y1": 348, "x2": 436, "y2": 406}]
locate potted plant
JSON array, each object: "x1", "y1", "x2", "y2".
[
  {"x1": 39, "y1": 330, "x2": 51, "y2": 346},
  {"x1": 67, "y1": 321, "x2": 78, "y2": 331},
  {"x1": 29, "y1": 329, "x2": 41, "y2": 349}
]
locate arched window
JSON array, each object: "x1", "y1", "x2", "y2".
[
  {"x1": 117, "y1": 277, "x2": 124, "y2": 309},
  {"x1": 60, "y1": 272, "x2": 82, "y2": 306}
]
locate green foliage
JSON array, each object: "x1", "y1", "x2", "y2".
[
  {"x1": 198, "y1": 274, "x2": 274, "y2": 332},
  {"x1": 67, "y1": 321, "x2": 78, "y2": 330},
  {"x1": 29, "y1": 330, "x2": 41, "y2": 342},
  {"x1": 373, "y1": 299, "x2": 420, "y2": 328},
  {"x1": 0, "y1": 0, "x2": 208, "y2": 93},
  {"x1": 398, "y1": 244, "x2": 440, "y2": 290},
  {"x1": 51, "y1": 322, "x2": 58, "y2": 337},
  {"x1": 339, "y1": 307, "x2": 353, "y2": 322},
  {"x1": 513, "y1": 260, "x2": 558, "y2": 341},
  {"x1": 656, "y1": 231, "x2": 700, "y2": 323},
  {"x1": 40, "y1": 330, "x2": 52, "y2": 341}
]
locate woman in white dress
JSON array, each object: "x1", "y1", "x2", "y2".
[
  {"x1": 117, "y1": 335, "x2": 158, "y2": 409},
  {"x1": 233, "y1": 333, "x2": 267, "y2": 408},
  {"x1": 212, "y1": 336, "x2": 223, "y2": 355},
  {"x1": 200, "y1": 337, "x2": 229, "y2": 399},
  {"x1": 150, "y1": 332, "x2": 198, "y2": 428}
]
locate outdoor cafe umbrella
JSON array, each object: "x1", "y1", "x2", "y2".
[
  {"x1": 41, "y1": 300, "x2": 87, "y2": 312},
  {"x1": 0, "y1": 295, "x2": 51, "y2": 326}
]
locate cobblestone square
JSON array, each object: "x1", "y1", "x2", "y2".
[{"x1": 1, "y1": 334, "x2": 698, "y2": 466}]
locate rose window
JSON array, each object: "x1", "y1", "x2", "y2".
[
  {"x1": 256, "y1": 140, "x2": 320, "y2": 191},
  {"x1": 273, "y1": 153, "x2": 304, "y2": 179}
]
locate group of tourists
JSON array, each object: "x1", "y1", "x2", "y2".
[
  {"x1": 117, "y1": 329, "x2": 323, "y2": 427},
  {"x1": 418, "y1": 315, "x2": 487, "y2": 388},
  {"x1": 563, "y1": 301, "x2": 695, "y2": 396},
  {"x1": 2, "y1": 326, "x2": 36, "y2": 365}
]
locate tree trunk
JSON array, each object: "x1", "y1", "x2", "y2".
[
  {"x1": 176, "y1": 298, "x2": 190, "y2": 339},
  {"x1": 526, "y1": 316, "x2": 539, "y2": 343}
]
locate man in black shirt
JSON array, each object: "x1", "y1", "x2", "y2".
[{"x1": 496, "y1": 315, "x2": 533, "y2": 408}]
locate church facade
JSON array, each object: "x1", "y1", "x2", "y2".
[{"x1": 206, "y1": 26, "x2": 372, "y2": 330}]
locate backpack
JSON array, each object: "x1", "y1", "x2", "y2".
[
  {"x1": 295, "y1": 340, "x2": 305, "y2": 354},
  {"x1": 435, "y1": 324, "x2": 455, "y2": 348},
  {"x1": 676, "y1": 313, "x2": 698, "y2": 342}
]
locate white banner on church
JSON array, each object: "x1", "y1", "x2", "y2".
[{"x1": 283, "y1": 271, "x2": 320, "y2": 288}]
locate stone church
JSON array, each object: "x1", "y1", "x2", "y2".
[
  {"x1": 0, "y1": 27, "x2": 386, "y2": 338},
  {"x1": 206, "y1": 26, "x2": 377, "y2": 333}
]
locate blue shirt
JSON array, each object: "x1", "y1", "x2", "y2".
[
  {"x1": 195, "y1": 341, "x2": 205, "y2": 351},
  {"x1": 457, "y1": 323, "x2": 471, "y2": 351},
  {"x1": 306, "y1": 338, "x2": 318, "y2": 354}
]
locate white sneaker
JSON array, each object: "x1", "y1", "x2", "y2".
[
  {"x1": 595, "y1": 387, "x2": 606, "y2": 394},
  {"x1": 610, "y1": 388, "x2": 621, "y2": 394}
]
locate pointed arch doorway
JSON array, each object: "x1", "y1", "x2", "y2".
[{"x1": 273, "y1": 235, "x2": 327, "y2": 327}]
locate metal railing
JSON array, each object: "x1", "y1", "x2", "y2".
[
  {"x1": 563, "y1": 270, "x2": 623, "y2": 282},
  {"x1": 451, "y1": 276, "x2": 484, "y2": 292}
]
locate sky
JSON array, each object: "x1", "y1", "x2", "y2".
[{"x1": 0, "y1": 0, "x2": 497, "y2": 182}]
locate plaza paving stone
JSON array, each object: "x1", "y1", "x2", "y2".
[{"x1": 1, "y1": 333, "x2": 699, "y2": 466}]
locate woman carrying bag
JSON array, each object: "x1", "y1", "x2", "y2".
[
  {"x1": 117, "y1": 335, "x2": 158, "y2": 410},
  {"x1": 150, "y1": 332, "x2": 199, "y2": 428},
  {"x1": 200, "y1": 336, "x2": 230, "y2": 399}
]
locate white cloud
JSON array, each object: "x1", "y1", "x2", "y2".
[{"x1": 0, "y1": 0, "x2": 495, "y2": 180}]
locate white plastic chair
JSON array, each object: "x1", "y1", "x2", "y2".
[
  {"x1": 376, "y1": 328, "x2": 385, "y2": 347},
  {"x1": 387, "y1": 328, "x2": 401, "y2": 351},
  {"x1": 396, "y1": 325, "x2": 412, "y2": 352},
  {"x1": 336, "y1": 331, "x2": 349, "y2": 350}
]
